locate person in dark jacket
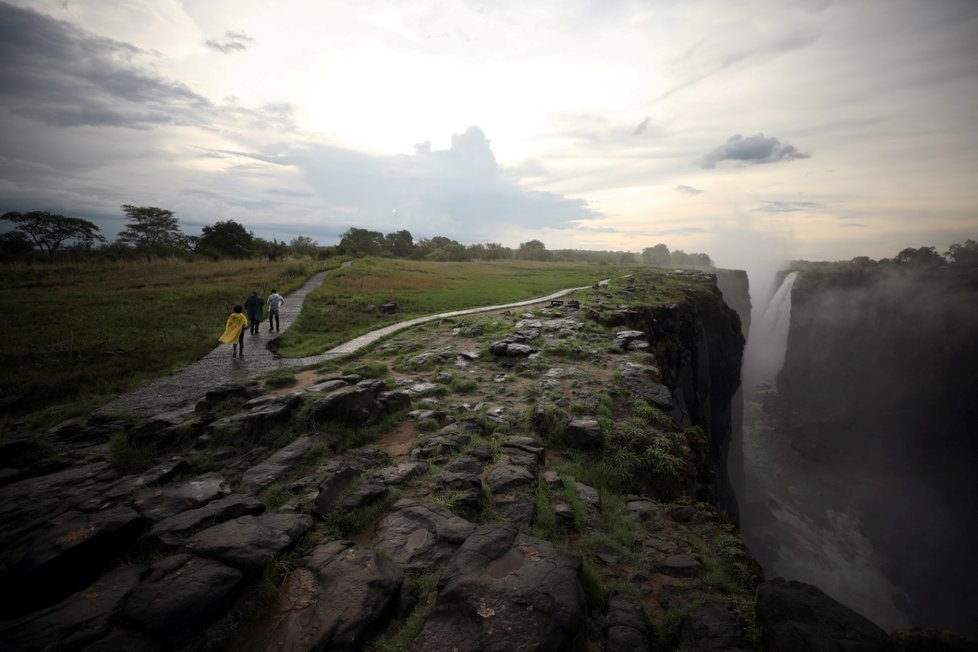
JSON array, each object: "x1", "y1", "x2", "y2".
[{"x1": 243, "y1": 291, "x2": 264, "y2": 334}]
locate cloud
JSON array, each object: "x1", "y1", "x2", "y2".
[
  {"x1": 226, "y1": 125, "x2": 600, "y2": 241},
  {"x1": 633, "y1": 116, "x2": 652, "y2": 135},
  {"x1": 205, "y1": 31, "x2": 255, "y2": 54},
  {"x1": 697, "y1": 133, "x2": 810, "y2": 169},
  {"x1": 754, "y1": 200, "x2": 824, "y2": 213},
  {"x1": 0, "y1": 2, "x2": 210, "y2": 129},
  {"x1": 676, "y1": 184, "x2": 704, "y2": 195}
]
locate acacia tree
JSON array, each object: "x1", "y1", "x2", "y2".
[
  {"x1": 117, "y1": 205, "x2": 189, "y2": 251},
  {"x1": 1, "y1": 210, "x2": 105, "y2": 256}
]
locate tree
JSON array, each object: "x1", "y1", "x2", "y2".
[
  {"x1": 197, "y1": 220, "x2": 254, "y2": 258},
  {"x1": 482, "y1": 242, "x2": 511, "y2": 260},
  {"x1": 641, "y1": 243, "x2": 671, "y2": 266},
  {"x1": 0, "y1": 230, "x2": 34, "y2": 258},
  {"x1": 1, "y1": 210, "x2": 105, "y2": 256},
  {"x1": 290, "y1": 235, "x2": 319, "y2": 257},
  {"x1": 384, "y1": 230, "x2": 415, "y2": 258},
  {"x1": 516, "y1": 239, "x2": 551, "y2": 261},
  {"x1": 117, "y1": 205, "x2": 189, "y2": 250},
  {"x1": 945, "y1": 239, "x2": 978, "y2": 267},
  {"x1": 339, "y1": 227, "x2": 384, "y2": 256},
  {"x1": 253, "y1": 236, "x2": 288, "y2": 261},
  {"x1": 894, "y1": 246, "x2": 945, "y2": 266}
]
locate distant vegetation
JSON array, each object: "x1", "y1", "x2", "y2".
[
  {"x1": 1, "y1": 205, "x2": 714, "y2": 267},
  {"x1": 789, "y1": 239, "x2": 978, "y2": 288}
]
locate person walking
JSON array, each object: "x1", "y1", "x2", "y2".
[
  {"x1": 267, "y1": 288, "x2": 285, "y2": 332},
  {"x1": 244, "y1": 291, "x2": 264, "y2": 334},
  {"x1": 218, "y1": 305, "x2": 249, "y2": 358}
]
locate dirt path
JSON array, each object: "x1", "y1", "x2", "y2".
[{"x1": 93, "y1": 270, "x2": 591, "y2": 418}]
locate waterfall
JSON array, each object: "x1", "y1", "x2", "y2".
[{"x1": 743, "y1": 271, "x2": 796, "y2": 390}]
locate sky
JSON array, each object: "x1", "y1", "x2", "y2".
[{"x1": 1, "y1": 0, "x2": 977, "y2": 268}]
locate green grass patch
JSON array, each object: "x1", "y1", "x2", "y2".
[
  {"x1": 0, "y1": 257, "x2": 325, "y2": 429},
  {"x1": 108, "y1": 432, "x2": 155, "y2": 475},
  {"x1": 276, "y1": 258, "x2": 637, "y2": 357}
]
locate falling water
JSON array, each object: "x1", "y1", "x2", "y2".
[
  {"x1": 743, "y1": 271, "x2": 796, "y2": 388},
  {"x1": 740, "y1": 271, "x2": 912, "y2": 631}
]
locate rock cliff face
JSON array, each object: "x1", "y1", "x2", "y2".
[
  {"x1": 0, "y1": 268, "x2": 947, "y2": 651},
  {"x1": 768, "y1": 263, "x2": 978, "y2": 636}
]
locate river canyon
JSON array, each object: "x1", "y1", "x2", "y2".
[{"x1": 736, "y1": 261, "x2": 978, "y2": 637}]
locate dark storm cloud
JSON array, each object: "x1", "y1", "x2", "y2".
[
  {"x1": 697, "y1": 133, "x2": 810, "y2": 169},
  {"x1": 205, "y1": 31, "x2": 255, "y2": 54},
  {"x1": 0, "y1": 2, "x2": 211, "y2": 128},
  {"x1": 675, "y1": 184, "x2": 703, "y2": 195}
]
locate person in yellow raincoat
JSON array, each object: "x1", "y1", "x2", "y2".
[{"x1": 219, "y1": 305, "x2": 249, "y2": 358}]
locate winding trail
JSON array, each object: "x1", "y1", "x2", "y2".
[{"x1": 93, "y1": 268, "x2": 591, "y2": 418}]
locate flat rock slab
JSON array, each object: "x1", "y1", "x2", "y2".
[
  {"x1": 144, "y1": 493, "x2": 266, "y2": 548},
  {"x1": 372, "y1": 499, "x2": 478, "y2": 572},
  {"x1": 413, "y1": 522, "x2": 584, "y2": 652},
  {"x1": 241, "y1": 435, "x2": 314, "y2": 492},
  {"x1": 185, "y1": 513, "x2": 313, "y2": 577},
  {"x1": 371, "y1": 461, "x2": 429, "y2": 485},
  {"x1": 237, "y1": 540, "x2": 403, "y2": 651},
  {"x1": 0, "y1": 564, "x2": 144, "y2": 651},
  {"x1": 121, "y1": 554, "x2": 243, "y2": 643},
  {"x1": 132, "y1": 472, "x2": 230, "y2": 522}
]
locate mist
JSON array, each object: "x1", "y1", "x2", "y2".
[{"x1": 738, "y1": 260, "x2": 978, "y2": 634}]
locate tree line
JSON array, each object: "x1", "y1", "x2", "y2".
[{"x1": 1, "y1": 206, "x2": 715, "y2": 267}]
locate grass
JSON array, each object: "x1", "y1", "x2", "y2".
[
  {"x1": 275, "y1": 257, "x2": 638, "y2": 356},
  {"x1": 0, "y1": 257, "x2": 326, "y2": 429}
]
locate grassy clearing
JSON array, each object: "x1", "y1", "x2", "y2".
[
  {"x1": 275, "y1": 257, "x2": 638, "y2": 356},
  {"x1": 0, "y1": 257, "x2": 325, "y2": 428}
]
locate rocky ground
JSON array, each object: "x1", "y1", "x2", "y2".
[{"x1": 0, "y1": 270, "x2": 935, "y2": 651}]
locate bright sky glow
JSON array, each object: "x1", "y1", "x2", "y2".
[{"x1": 1, "y1": 0, "x2": 976, "y2": 267}]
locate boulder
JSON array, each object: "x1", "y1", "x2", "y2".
[
  {"x1": 619, "y1": 362, "x2": 673, "y2": 409},
  {"x1": 678, "y1": 599, "x2": 752, "y2": 650},
  {"x1": 564, "y1": 417, "x2": 603, "y2": 449},
  {"x1": 487, "y1": 464, "x2": 536, "y2": 494},
  {"x1": 121, "y1": 554, "x2": 243, "y2": 642},
  {"x1": 372, "y1": 499, "x2": 478, "y2": 572},
  {"x1": 237, "y1": 540, "x2": 402, "y2": 651},
  {"x1": 185, "y1": 513, "x2": 313, "y2": 577},
  {"x1": 756, "y1": 578, "x2": 896, "y2": 651},
  {"x1": 413, "y1": 522, "x2": 584, "y2": 651}
]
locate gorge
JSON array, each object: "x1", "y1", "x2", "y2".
[{"x1": 736, "y1": 260, "x2": 978, "y2": 638}]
